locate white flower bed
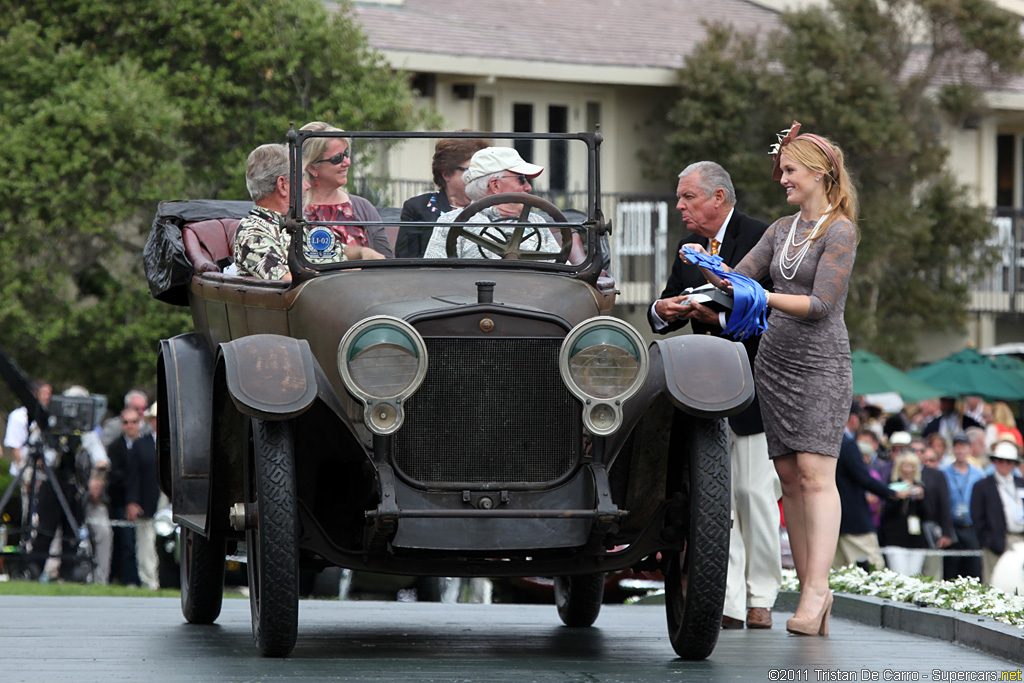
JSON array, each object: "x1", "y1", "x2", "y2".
[{"x1": 781, "y1": 566, "x2": 1024, "y2": 628}]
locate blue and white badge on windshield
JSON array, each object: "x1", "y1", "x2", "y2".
[{"x1": 305, "y1": 227, "x2": 338, "y2": 261}]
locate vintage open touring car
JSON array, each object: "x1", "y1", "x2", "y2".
[{"x1": 143, "y1": 129, "x2": 754, "y2": 658}]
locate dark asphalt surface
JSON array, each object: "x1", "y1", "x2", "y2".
[{"x1": 0, "y1": 596, "x2": 1019, "y2": 682}]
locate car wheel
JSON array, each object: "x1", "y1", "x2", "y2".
[
  {"x1": 554, "y1": 573, "x2": 605, "y2": 627},
  {"x1": 180, "y1": 527, "x2": 225, "y2": 624},
  {"x1": 245, "y1": 418, "x2": 299, "y2": 657},
  {"x1": 665, "y1": 417, "x2": 730, "y2": 660}
]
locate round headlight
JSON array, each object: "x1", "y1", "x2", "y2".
[
  {"x1": 559, "y1": 318, "x2": 649, "y2": 436},
  {"x1": 338, "y1": 316, "x2": 428, "y2": 435},
  {"x1": 346, "y1": 326, "x2": 421, "y2": 399},
  {"x1": 568, "y1": 328, "x2": 642, "y2": 398}
]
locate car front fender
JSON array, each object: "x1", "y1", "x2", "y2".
[
  {"x1": 157, "y1": 333, "x2": 215, "y2": 524},
  {"x1": 217, "y1": 334, "x2": 319, "y2": 420},
  {"x1": 651, "y1": 335, "x2": 754, "y2": 418}
]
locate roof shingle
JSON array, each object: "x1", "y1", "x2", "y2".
[{"x1": 351, "y1": 0, "x2": 781, "y2": 70}]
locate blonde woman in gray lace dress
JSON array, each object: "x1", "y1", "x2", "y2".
[{"x1": 686, "y1": 122, "x2": 858, "y2": 637}]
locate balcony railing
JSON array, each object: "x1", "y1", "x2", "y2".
[{"x1": 973, "y1": 209, "x2": 1024, "y2": 315}]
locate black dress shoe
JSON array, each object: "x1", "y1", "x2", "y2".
[{"x1": 721, "y1": 615, "x2": 745, "y2": 630}]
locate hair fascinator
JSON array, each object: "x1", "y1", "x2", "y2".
[
  {"x1": 770, "y1": 121, "x2": 801, "y2": 182},
  {"x1": 769, "y1": 120, "x2": 841, "y2": 184}
]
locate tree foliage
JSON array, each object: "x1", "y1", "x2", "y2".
[
  {"x1": 656, "y1": 0, "x2": 1023, "y2": 367},
  {"x1": 0, "y1": 0, "x2": 423, "y2": 409}
]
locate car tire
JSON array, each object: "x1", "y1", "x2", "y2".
[
  {"x1": 664, "y1": 417, "x2": 730, "y2": 660},
  {"x1": 245, "y1": 418, "x2": 300, "y2": 657},
  {"x1": 554, "y1": 573, "x2": 605, "y2": 627},
  {"x1": 180, "y1": 527, "x2": 226, "y2": 624}
]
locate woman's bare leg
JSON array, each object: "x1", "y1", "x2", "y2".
[
  {"x1": 790, "y1": 451, "x2": 840, "y2": 619},
  {"x1": 774, "y1": 454, "x2": 806, "y2": 583}
]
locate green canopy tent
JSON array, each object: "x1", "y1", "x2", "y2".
[
  {"x1": 907, "y1": 348, "x2": 1024, "y2": 401},
  {"x1": 851, "y1": 350, "x2": 943, "y2": 403},
  {"x1": 983, "y1": 353, "x2": 1024, "y2": 399}
]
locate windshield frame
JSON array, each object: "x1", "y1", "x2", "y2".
[{"x1": 283, "y1": 129, "x2": 605, "y2": 283}]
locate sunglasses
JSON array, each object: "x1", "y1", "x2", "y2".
[
  {"x1": 501, "y1": 173, "x2": 528, "y2": 186},
  {"x1": 314, "y1": 149, "x2": 350, "y2": 165}
]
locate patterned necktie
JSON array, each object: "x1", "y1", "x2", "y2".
[{"x1": 710, "y1": 238, "x2": 720, "y2": 256}]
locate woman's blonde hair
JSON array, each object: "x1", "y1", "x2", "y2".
[
  {"x1": 992, "y1": 401, "x2": 1017, "y2": 429},
  {"x1": 891, "y1": 452, "x2": 922, "y2": 484},
  {"x1": 784, "y1": 136, "x2": 859, "y2": 240},
  {"x1": 300, "y1": 121, "x2": 346, "y2": 202}
]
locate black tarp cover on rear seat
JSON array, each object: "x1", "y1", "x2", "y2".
[{"x1": 143, "y1": 199, "x2": 252, "y2": 306}]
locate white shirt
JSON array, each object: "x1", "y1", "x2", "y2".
[
  {"x1": 423, "y1": 205, "x2": 557, "y2": 259},
  {"x1": 80, "y1": 431, "x2": 109, "y2": 469},
  {"x1": 994, "y1": 471, "x2": 1024, "y2": 534},
  {"x1": 3, "y1": 407, "x2": 30, "y2": 475}
]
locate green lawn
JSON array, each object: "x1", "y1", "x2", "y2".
[{"x1": 0, "y1": 579, "x2": 245, "y2": 598}]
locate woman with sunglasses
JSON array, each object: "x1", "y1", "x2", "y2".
[{"x1": 300, "y1": 121, "x2": 393, "y2": 257}]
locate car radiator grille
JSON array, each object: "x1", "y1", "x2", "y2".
[{"x1": 393, "y1": 337, "x2": 580, "y2": 486}]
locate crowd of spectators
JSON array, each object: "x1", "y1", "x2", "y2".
[
  {"x1": 1, "y1": 386, "x2": 164, "y2": 587},
  {"x1": 836, "y1": 395, "x2": 1024, "y2": 586}
]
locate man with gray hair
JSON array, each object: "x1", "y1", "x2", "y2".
[
  {"x1": 233, "y1": 143, "x2": 382, "y2": 280},
  {"x1": 648, "y1": 161, "x2": 780, "y2": 629},
  {"x1": 422, "y1": 147, "x2": 560, "y2": 259},
  {"x1": 100, "y1": 388, "x2": 151, "y2": 448}
]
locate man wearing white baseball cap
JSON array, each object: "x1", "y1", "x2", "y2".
[
  {"x1": 422, "y1": 146, "x2": 559, "y2": 259},
  {"x1": 970, "y1": 438, "x2": 1024, "y2": 583}
]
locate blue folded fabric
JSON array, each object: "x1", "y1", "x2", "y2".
[{"x1": 680, "y1": 248, "x2": 768, "y2": 341}]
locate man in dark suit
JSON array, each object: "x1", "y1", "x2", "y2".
[
  {"x1": 970, "y1": 440, "x2": 1024, "y2": 584},
  {"x1": 126, "y1": 403, "x2": 162, "y2": 590},
  {"x1": 921, "y1": 397, "x2": 982, "y2": 440},
  {"x1": 914, "y1": 439, "x2": 954, "y2": 578},
  {"x1": 835, "y1": 402, "x2": 892, "y2": 569},
  {"x1": 649, "y1": 161, "x2": 778, "y2": 629},
  {"x1": 106, "y1": 408, "x2": 141, "y2": 585}
]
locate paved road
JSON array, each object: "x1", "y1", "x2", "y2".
[{"x1": 0, "y1": 596, "x2": 1018, "y2": 682}]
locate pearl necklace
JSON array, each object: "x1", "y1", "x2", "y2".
[{"x1": 779, "y1": 205, "x2": 831, "y2": 281}]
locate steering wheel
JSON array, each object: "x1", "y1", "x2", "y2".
[{"x1": 445, "y1": 193, "x2": 574, "y2": 263}]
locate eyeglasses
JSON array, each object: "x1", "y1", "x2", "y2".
[
  {"x1": 501, "y1": 173, "x2": 528, "y2": 186},
  {"x1": 314, "y1": 149, "x2": 350, "y2": 165}
]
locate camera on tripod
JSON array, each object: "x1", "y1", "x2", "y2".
[
  {"x1": 44, "y1": 394, "x2": 107, "y2": 438},
  {"x1": 0, "y1": 378, "x2": 108, "y2": 582}
]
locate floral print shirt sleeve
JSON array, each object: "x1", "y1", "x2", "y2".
[{"x1": 234, "y1": 206, "x2": 291, "y2": 280}]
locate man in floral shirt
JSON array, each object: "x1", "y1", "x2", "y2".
[{"x1": 234, "y1": 143, "x2": 383, "y2": 280}]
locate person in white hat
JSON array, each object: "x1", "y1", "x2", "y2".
[
  {"x1": 969, "y1": 438, "x2": 1024, "y2": 583},
  {"x1": 422, "y1": 147, "x2": 560, "y2": 259}
]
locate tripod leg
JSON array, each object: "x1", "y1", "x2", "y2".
[
  {"x1": 0, "y1": 461, "x2": 26, "y2": 518},
  {"x1": 38, "y1": 458, "x2": 85, "y2": 543},
  {"x1": 34, "y1": 458, "x2": 93, "y2": 582}
]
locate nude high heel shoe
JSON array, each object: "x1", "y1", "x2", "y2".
[{"x1": 786, "y1": 591, "x2": 833, "y2": 636}]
